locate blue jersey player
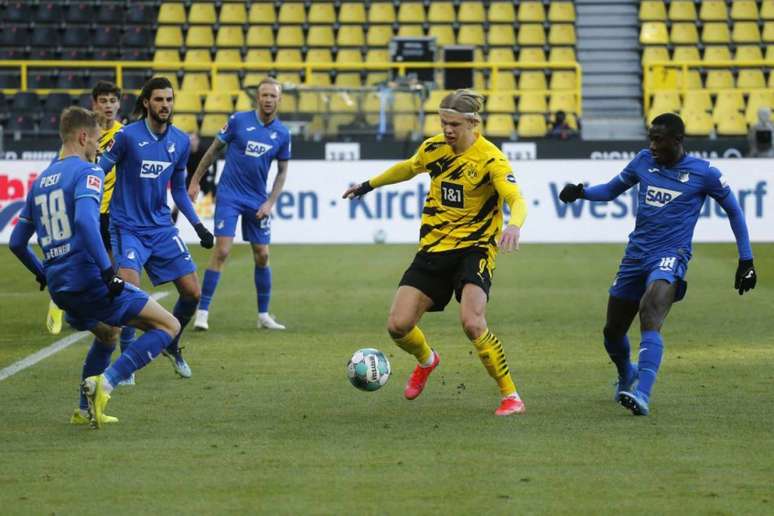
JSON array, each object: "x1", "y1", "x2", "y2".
[
  {"x1": 559, "y1": 113, "x2": 757, "y2": 416},
  {"x1": 9, "y1": 107, "x2": 181, "y2": 429},
  {"x1": 187, "y1": 77, "x2": 291, "y2": 331},
  {"x1": 98, "y1": 77, "x2": 214, "y2": 381}
]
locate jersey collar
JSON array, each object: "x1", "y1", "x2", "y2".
[
  {"x1": 143, "y1": 119, "x2": 169, "y2": 141},
  {"x1": 254, "y1": 110, "x2": 278, "y2": 128}
]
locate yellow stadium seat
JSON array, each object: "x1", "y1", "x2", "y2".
[
  {"x1": 683, "y1": 91, "x2": 712, "y2": 112},
  {"x1": 734, "y1": 21, "x2": 761, "y2": 43},
  {"x1": 366, "y1": 49, "x2": 390, "y2": 63},
  {"x1": 200, "y1": 114, "x2": 227, "y2": 137},
  {"x1": 339, "y1": 3, "x2": 366, "y2": 23},
  {"x1": 274, "y1": 72, "x2": 302, "y2": 86},
  {"x1": 398, "y1": 25, "x2": 424, "y2": 38},
  {"x1": 308, "y1": 3, "x2": 335, "y2": 24},
  {"x1": 151, "y1": 72, "x2": 179, "y2": 91},
  {"x1": 640, "y1": 22, "x2": 669, "y2": 45},
  {"x1": 714, "y1": 90, "x2": 745, "y2": 116},
  {"x1": 669, "y1": 1, "x2": 697, "y2": 21},
  {"x1": 154, "y1": 49, "x2": 180, "y2": 66},
  {"x1": 337, "y1": 26, "x2": 365, "y2": 47},
  {"x1": 235, "y1": 91, "x2": 253, "y2": 112},
  {"x1": 276, "y1": 26, "x2": 304, "y2": 47},
  {"x1": 550, "y1": 47, "x2": 576, "y2": 63},
  {"x1": 671, "y1": 23, "x2": 699, "y2": 45},
  {"x1": 672, "y1": 46, "x2": 700, "y2": 61},
  {"x1": 204, "y1": 92, "x2": 233, "y2": 113},
  {"x1": 518, "y1": 93, "x2": 547, "y2": 113},
  {"x1": 428, "y1": 25, "x2": 455, "y2": 46},
  {"x1": 298, "y1": 92, "x2": 322, "y2": 114},
  {"x1": 703, "y1": 22, "x2": 731, "y2": 44},
  {"x1": 682, "y1": 109, "x2": 714, "y2": 136},
  {"x1": 368, "y1": 2, "x2": 396, "y2": 23},
  {"x1": 393, "y1": 92, "x2": 418, "y2": 113},
  {"x1": 550, "y1": 71, "x2": 577, "y2": 91},
  {"x1": 278, "y1": 3, "x2": 305, "y2": 24},
  {"x1": 214, "y1": 49, "x2": 242, "y2": 64},
  {"x1": 334, "y1": 73, "x2": 361, "y2": 88},
  {"x1": 458, "y1": 25, "x2": 485, "y2": 46},
  {"x1": 769, "y1": 71, "x2": 774, "y2": 87},
  {"x1": 363, "y1": 92, "x2": 381, "y2": 124},
  {"x1": 490, "y1": 72, "x2": 516, "y2": 90},
  {"x1": 517, "y1": 24, "x2": 544, "y2": 46},
  {"x1": 275, "y1": 49, "x2": 303, "y2": 64},
  {"x1": 245, "y1": 49, "x2": 272, "y2": 64},
  {"x1": 367, "y1": 25, "x2": 393, "y2": 46},
  {"x1": 189, "y1": 3, "x2": 216, "y2": 24},
  {"x1": 306, "y1": 72, "x2": 331, "y2": 87},
  {"x1": 520, "y1": 71, "x2": 547, "y2": 91},
  {"x1": 186, "y1": 27, "x2": 214, "y2": 48},
  {"x1": 247, "y1": 26, "x2": 273, "y2": 47},
  {"x1": 549, "y1": 24, "x2": 576, "y2": 46},
  {"x1": 158, "y1": 3, "x2": 185, "y2": 24},
  {"x1": 181, "y1": 73, "x2": 209, "y2": 92},
  {"x1": 307, "y1": 48, "x2": 332, "y2": 63},
  {"x1": 393, "y1": 114, "x2": 418, "y2": 140},
  {"x1": 549, "y1": 93, "x2": 577, "y2": 113},
  {"x1": 486, "y1": 114, "x2": 515, "y2": 138},
  {"x1": 458, "y1": 3, "x2": 485, "y2": 22},
  {"x1": 220, "y1": 4, "x2": 247, "y2": 24},
  {"x1": 764, "y1": 1, "x2": 774, "y2": 20},
  {"x1": 518, "y1": 1, "x2": 545, "y2": 22},
  {"x1": 746, "y1": 91, "x2": 774, "y2": 124},
  {"x1": 735, "y1": 45, "x2": 763, "y2": 61},
  {"x1": 422, "y1": 90, "x2": 448, "y2": 111},
  {"x1": 488, "y1": 2, "x2": 515, "y2": 22},
  {"x1": 155, "y1": 26, "x2": 183, "y2": 48},
  {"x1": 639, "y1": 1, "x2": 666, "y2": 21},
  {"x1": 335, "y1": 48, "x2": 361, "y2": 64},
  {"x1": 423, "y1": 114, "x2": 441, "y2": 137},
  {"x1": 705, "y1": 70, "x2": 735, "y2": 89},
  {"x1": 487, "y1": 93, "x2": 515, "y2": 113},
  {"x1": 248, "y1": 4, "x2": 276, "y2": 24},
  {"x1": 700, "y1": 0, "x2": 728, "y2": 21},
  {"x1": 704, "y1": 46, "x2": 731, "y2": 62},
  {"x1": 737, "y1": 69, "x2": 766, "y2": 89},
  {"x1": 517, "y1": 114, "x2": 546, "y2": 137},
  {"x1": 243, "y1": 73, "x2": 265, "y2": 88},
  {"x1": 174, "y1": 91, "x2": 202, "y2": 113},
  {"x1": 307, "y1": 26, "x2": 334, "y2": 47},
  {"x1": 519, "y1": 48, "x2": 545, "y2": 63},
  {"x1": 731, "y1": 1, "x2": 759, "y2": 20},
  {"x1": 398, "y1": 2, "x2": 425, "y2": 23},
  {"x1": 428, "y1": 2, "x2": 454, "y2": 23},
  {"x1": 216, "y1": 26, "x2": 244, "y2": 48},
  {"x1": 676, "y1": 70, "x2": 703, "y2": 89},
  {"x1": 716, "y1": 111, "x2": 748, "y2": 135},
  {"x1": 184, "y1": 49, "x2": 211, "y2": 65},
  {"x1": 763, "y1": 22, "x2": 774, "y2": 43},
  {"x1": 642, "y1": 46, "x2": 670, "y2": 64},
  {"x1": 212, "y1": 73, "x2": 240, "y2": 93},
  {"x1": 174, "y1": 114, "x2": 198, "y2": 133},
  {"x1": 365, "y1": 72, "x2": 390, "y2": 85},
  {"x1": 549, "y1": 2, "x2": 576, "y2": 22},
  {"x1": 650, "y1": 91, "x2": 682, "y2": 112},
  {"x1": 488, "y1": 48, "x2": 514, "y2": 62}
]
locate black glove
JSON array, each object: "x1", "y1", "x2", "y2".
[
  {"x1": 194, "y1": 222, "x2": 214, "y2": 249},
  {"x1": 101, "y1": 268, "x2": 125, "y2": 299},
  {"x1": 559, "y1": 183, "x2": 584, "y2": 203},
  {"x1": 35, "y1": 274, "x2": 46, "y2": 291},
  {"x1": 349, "y1": 181, "x2": 374, "y2": 198},
  {"x1": 734, "y1": 259, "x2": 756, "y2": 295}
]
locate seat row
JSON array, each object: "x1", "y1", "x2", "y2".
[
  {"x1": 649, "y1": 89, "x2": 774, "y2": 127},
  {"x1": 642, "y1": 44, "x2": 774, "y2": 62},
  {"x1": 640, "y1": 1, "x2": 774, "y2": 22},
  {"x1": 640, "y1": 20, "x2": 774, "y2": 44},
  {"x1": 0, "y1": 1, "x2": 154, "y2": 25}
]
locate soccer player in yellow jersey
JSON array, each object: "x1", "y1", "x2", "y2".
[
  {"x1": 343, "y1": 90, "x2": 528, "y2": 416},
  {"x1": 45, "y1": 81, "x2": 123, "y2": 335}
]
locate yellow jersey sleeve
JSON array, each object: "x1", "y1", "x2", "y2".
[
  {"x1": 98, "y1": 121, "x2": 122, "y2": 214},
  {"x1": 368, "y1": 141, "x2": 427, "y2": 188},
  {"x1": 489, "y1": 157, "x2": 527, "y2": 228}
]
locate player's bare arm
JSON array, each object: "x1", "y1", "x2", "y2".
[
  {"x1": 256, "y1": 160, "x2": 288, "y2": 220},
  {"x1": 188, "y1": 138, "x2": 226, "y2": 201}
]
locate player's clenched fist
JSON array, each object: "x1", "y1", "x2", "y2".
[
  {"x1": 559, "y1": 183, "x2": 584, "y2": 203},
  {"x1": 734, "y1": 259, "x2": 756, "y2": 295}
]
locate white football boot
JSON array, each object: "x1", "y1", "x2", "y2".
[
  {"x1": 193, "y1": 309, "x2": 209, "y2": 331},
  {"x1": 258, "y1": 313, "x2": 286, "y2": 330}
]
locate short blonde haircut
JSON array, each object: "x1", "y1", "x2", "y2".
[
  {"x1": 439, "y1": 89, "x2": 484, "y2": 121},
  {"x1": 59, "y1": 106, "x2": 99, "y2": 142}
]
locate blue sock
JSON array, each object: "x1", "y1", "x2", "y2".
[
  {"x1": 120, "y1": 326, "x2": 136, "y2": 353},
  {"x1": 200, "y1": 269, "x2": 221, "y2": 311},
  {"x1": 637, "y1": 330, "x2": 664, "y2": 400},
  {"x1": 604, "y1": 334, "x2": 632, "y2": 379},
  {"x1": 103, "y1": 329, "x2": 172, "y2": 387},
  {"x1": 166, "y1": 296, "x2": 198, "y2": 354},
  {"x1": 255, "y1": 265, "x2": 271, "y2": 313},
  {"x1": 79, "y1": 339, "x2": 115, "y2": 410}
]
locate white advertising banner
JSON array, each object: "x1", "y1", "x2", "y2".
[{"x1": 1, "y1": 159, "x2": 772, "y2": 244}]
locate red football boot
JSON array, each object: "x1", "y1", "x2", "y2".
[
  {"x1": 495, "y1": 395, "x2": 525, "y2": 416},
  {"x1": 404, "y1": 351, "x2": 440, "y2": 400}
]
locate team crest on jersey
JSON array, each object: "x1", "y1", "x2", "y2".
[
  {"x1": 718, "y1": 174, "x2": 728, "y2": 188},
  {"x1": 270, "y1": 131, "x2": 278, "y2": 140},
  {"x1": 140, "y1": 160, "x2": 172, "y2": 179},
  {"x1": 106, "y1": 139, "x2": 115, "y2": 152},
  {"x1": 506, "y1": 174, "x2": 517, "y2": 184},
  {"x1": 645, "y1": 186, "x2": 682, "y2": 207},
  {"x1": 86, "y1": 175, "x2": 102, "y2": 192},
  {"x1": 245, "y1": 140, "x2": 272, "y2": 158},
  {"x1": 678, "y1": 171, "x2": 690, "y2": 183},
  {"x1": 168, "y1": 143, "x2": 176, "y2": 154}
]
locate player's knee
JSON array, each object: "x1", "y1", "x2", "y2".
[
  {"x1": 159, "y1": 314, "x2": 181, "y2": 338},
  {"x1": 461, "y1": 315, "x2": 486, "y2": 340},
  {"x1": 386, "y1": 315, "x2": 412, "y2": 339},
  {"x1": 254, "y1": 251, "x2": 269, "y2": 267},
  {"x1": 213, "y1": 247, "x2": 230, "y2": 265},
  {"x1": 603, "y1": 325, "x2": 625, "y2": 342}
]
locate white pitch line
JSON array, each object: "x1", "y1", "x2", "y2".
[{"x1": 0, "y1": 291, "x2": 170, "y2": 382}]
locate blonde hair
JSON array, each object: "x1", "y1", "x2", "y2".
[
  {"x1": 59, "y1": 106, "x2": 99, "y2": 142},
  {"x1": 258, "y1": 76, "x2": 282, "y2": 92},
  {"x1": 439, "y1": 89, "x2": 484, "y2": 122}
]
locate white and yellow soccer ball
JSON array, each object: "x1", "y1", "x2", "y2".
[{"x1": 347, "y1": 348, "x2": 391, "y2": 391}]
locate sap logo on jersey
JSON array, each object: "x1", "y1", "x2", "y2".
[
  {"x1": 140, "y1": 160, "x2": 172, "y2": 179},
  {"x1": 245, "y1": 141, "x2": 272, "y2": 158},
  {"x1": 645, "y1": 186, "x2": 682, "y2": 207}
]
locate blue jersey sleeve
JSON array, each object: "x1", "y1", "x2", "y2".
[
  {"x1": 706, "y1": 167, "x2": 753, "y2": 260},
  {"x1": 18, "y1": 188, "x2": 34, "y2": 224},
  {"x1": 171, "y1": 138, "x2": 201, "y2": 225},
  {"x1": 74, "y1": 165, "x2": 105, "y2": 203},
  {"x1": 98, "y1": 128, "x2": 126, "y2": 171},
  {"x1": 704, "y1": 166, "x2": 731, "y2": 202},
  {"x1": 277, "y1": 130, "x2": 291, "y2": 161},
  {"x1": 617, "y1": 152, "x2": 643, "y2": 187},
  {"x1": 216, "y1": 114, "x2": 237, "y2": 144}
]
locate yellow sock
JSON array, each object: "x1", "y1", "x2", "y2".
[
  {"x1": 472, "y1": 329, "x2": 517, "y2": 396},
  {"x1": 393, "y1": 326, "x2": 433, "y2": 365}
]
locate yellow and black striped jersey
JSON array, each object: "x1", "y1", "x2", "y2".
[
  {"x1": 370, "y1": 133, "x2": 527, "y2": 268},
  {"x1": 97, "y1": 120, "x2": 122, "y2": 214}
]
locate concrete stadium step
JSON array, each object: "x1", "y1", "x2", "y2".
[
  {"x1": 583, "y1": 74, "x2": 642, "y2": 87},
  {"x1": 578, "y1": 38, "x2": 639, "y2": 51},
  {"x1": 576, "y1": 5, "x2": 638, "y2": 17},
  {"x1": 583, "y1": 62, "x2": 641, "y2": 74},
  {"x1": 581, "y1": 117, "x2": 647, "y2": 140},
  {"x1": 583, "y1": 85, "x2": 642, "y2": 98},
  {"x1": 578, "y1": 50, "x2": 640, "y2": 63},
  {"x1": 584, "y1": 98, "x2": 643, "y2": 112},
  {"x1": 577, "y1": 27, "x2": 640, "y2": 40},
  {"x1": 577, "y1": 16, "x2": 638, "y2": 28}
]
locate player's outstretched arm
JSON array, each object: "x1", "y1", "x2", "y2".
[
  {"x1": 256, "y1": 160, "x2": 289, "y2": 220},
  {"x1": 9, "y1": 219, "x2": 45, "y2": 289},
  {"x1": 714, "y1": 187, "x2": 756, "y2": 295},
  {"x1": 559, "y1": 176, "x2": 632, "y2": 203},
  {"x1": 188, "y1": 138, "x2": 225, "y2": 202},
  {"x1": 342, "y1": 159, "x2": 418, "y2": 199},
  {"x1": 172, "y1": 157, "x2": 214, "y2": 248},
  {"x1": 492, "y1": 168, "x2": 527, "y2": 253}
]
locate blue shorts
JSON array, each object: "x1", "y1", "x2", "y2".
[
  {"x1": 214, "y1": 196, "x2": 271, "y2": 244},
  {"x1": 54, "y1": 280, "x2": 150, "y2": 331},
  {"x1": 111, "y1": 225, "x2": 196, "y2": 286},
  {"x1": 609, "y1": 254, "x2": 689, "y2": 302}
]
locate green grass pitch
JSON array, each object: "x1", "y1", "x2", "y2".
[{"x1": 1, "y1": 243, "x2": 772, "y2": 515}]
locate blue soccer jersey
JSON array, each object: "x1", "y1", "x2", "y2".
[
  {"x1": 18, "y1": 156, "x2": 106, "y2": 292},
  {"x1": 99, "y1": 120, "x2": 191, "y2": 230},
  {"x1": 216, "y1": 111, "x2": 291, "y2": 203}
]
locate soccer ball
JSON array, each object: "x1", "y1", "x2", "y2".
[{"x1": 347, "y1": 348, "x2": 391, "y2": 391}]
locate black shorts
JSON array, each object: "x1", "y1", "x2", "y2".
[
  {"x1": 399, "y1": 247, "x2": 492, "y2": 312},
  {"x1": 100, "y1": 212, "x2": 112, "y2": 254}
]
